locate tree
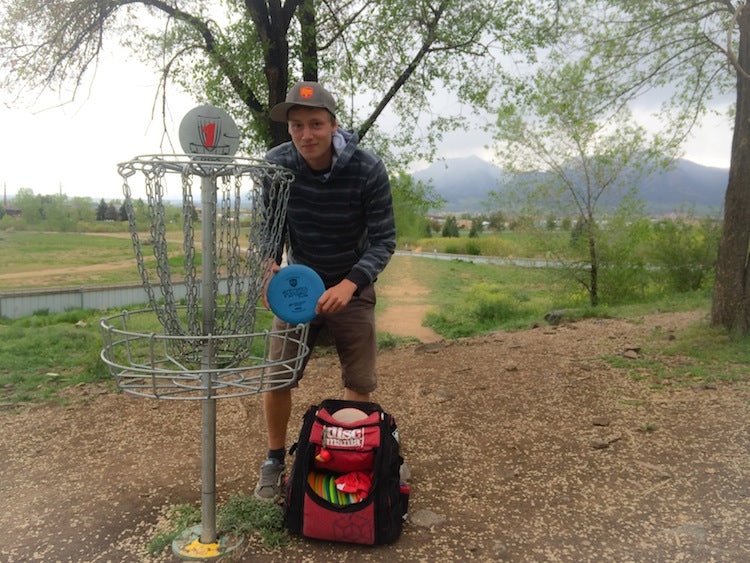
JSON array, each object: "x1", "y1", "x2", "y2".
[
  {"x1": 649, "y1": 214, "x2": 721, "y2": 294},
  {"x1": 0, "y1": 0, "x2": 557, "y2": 159},
  {"x1": 487, "y1": 210, "x2": 507, "y2": 231},
  {"x1": 70, "y1": 196, "x2": 96, "y2": 223},
  {"x1": 96, "y1": 199, "x2": 108, "y2": 221},
  {"x1": 105, "y1": 203, "x2": 119, "y2": 221},
  {"x1": 13, "y1": 188, "x2": 45, "y2": 224},
  {"x1": 441, "y1": 215, "x2": 459, "y2": 237},
  {"x1": 469, "y1": 217, "x2": 483, "y2": 237},
  {"x1": 390, "y1": 172, "x2": 444, "y2": 241},
  {"x1": 490, "y1": 56, "x2": 666, "y2": 306},
  {"x1": 561, "y1": 1, "x2": 750, "y2": 332}
]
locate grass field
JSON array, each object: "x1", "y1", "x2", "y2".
[
  {"x1": 1, "y1": 229, "x2": 742, "y2": 408},
  {"x1": 0, "y1": 231, "x2": 184, "y2": 289}
]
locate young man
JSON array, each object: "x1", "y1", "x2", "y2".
[{"x1": 254, "y1": 81, "x2": 396, "y2": 501}]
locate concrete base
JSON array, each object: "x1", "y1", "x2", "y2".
[{"x1": 172, "y1": 525, "x2": 243, "y2": 561}]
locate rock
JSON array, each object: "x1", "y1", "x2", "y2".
[
  {"x1": 670, "y1": 523, "x2": 707, "y2": 542},
  {"x1": 544, "y1": 310, "x2": 563, "y2": 325},
  {"x1": 432, "y1": 389, "x2": 454, "y2": 403},
  {"x1": 591, "y1": 439, "x2": 610, "y2": 450},
  {"x1": 400, "y1": 462, "x2": 412, "y2": 483},
  {"x1": 592, "y1": 417, "x2": 611, "y2": 427},
  {"x1": 623, "y1": 349, "x2": 640, "y2": 359},
  {"x1": 410, "y1": 509, "x2": 446, "y2": 528},
  {"x1": 492, "y1": 541, "x2": 509, "y2": 559},
  {"x1": 416, "y1": 342, "x2": 444, "y2": 354},
  {"x1": 591, "y1": 433, "x2": 622, "y2": 450},
  {"x1": 692, "y1": 382, "x2": 718, "y2": 391},
  {"x1": 637, "y1": 461, "x2": 671, "y2": 481}
]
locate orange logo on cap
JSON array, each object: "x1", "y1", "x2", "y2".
[{"x1": 299, "y1": 86, "x2": 314, "y2": 99}]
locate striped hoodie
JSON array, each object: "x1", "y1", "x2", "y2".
[{"x1": 265, "y1": 129, "x2": 396, "y2": 291}]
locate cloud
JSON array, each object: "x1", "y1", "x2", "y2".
[
  {"x1": 1, "y1": 57, "x2": 196, "y2": 200},
  {"x1": 0, "y1": 58, "x2": 734, "y2": 202}
]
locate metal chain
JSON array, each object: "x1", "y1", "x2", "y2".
[
  {"x1": 147, "y1": 167, "x2": 184, "y2": 337},
  {"x1": 215, "y1": 174, "x2": 230, "y2": 336},
  {"x1": 117, "y1": 156, "x2": 293, "y2": 365},
  {"x1": 182, "y1": 171, "x2": 201, "y2": 336},
  {"x1": 122, "y1": 174, "x2": 161, "y2": 316}
]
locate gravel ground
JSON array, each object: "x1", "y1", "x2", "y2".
[{"x1": 2, "y1": 309, "x2": 750, "y2": 562}]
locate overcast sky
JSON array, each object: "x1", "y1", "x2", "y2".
[{"x1": 0, "y1": 58, "x2": 735, "y2": 203}]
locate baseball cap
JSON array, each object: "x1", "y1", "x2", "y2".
[{"x1": 269, "y1": 81, "x2": 337, "y2": 122}]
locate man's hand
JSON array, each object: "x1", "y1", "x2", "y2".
[
  {"x1": 316, "y1": 279, "x2": 357, "y2": 314},
  {"x1": 262, "y1": 261, "x2": 281, "y2": 310}
]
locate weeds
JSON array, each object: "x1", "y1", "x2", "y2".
[
  {"x1": 602, "y1": 319, "x2": 749, "y2": 390},
  {"x1": 147, "y1": 495, "x2": 288, "y2": 556},
  {"x1": 0, "y1": 309, "x2": 109, "y2": 405},
  {"x1": 217, "y1": 494, "x2": 288, "y2": 547},
  {"x1": 147, "y1": 504, "x2": 201, "y2": 555}
]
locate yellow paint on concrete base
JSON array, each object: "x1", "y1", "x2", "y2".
[
  {"x1": 177, "y1": 538, "x2": 221, "y2": 558},
  {"x1": 172, "y1": 525, "x2": 244, "y2": 561}
]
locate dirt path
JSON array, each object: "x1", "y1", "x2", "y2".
[
  {"x1": 0, "y1": 232, "x2": 184, "y2": 287},
  {"x1": 2, "y1": 308, "x2": 749, "y2": 562},
  {"x1": 0, "y1": 259, "x2": 138, "y2": 281},
  {"x1": 376, "y1": 255, "x2": 441, "y2": 343}
]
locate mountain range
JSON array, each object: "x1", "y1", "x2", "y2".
[{"x1": 412, "y1": 155, "x2": 728, "y2": 215}]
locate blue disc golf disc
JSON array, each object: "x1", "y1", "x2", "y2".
[{"x1": 267, "y1": 264, "x2": 325, "y2": 324}]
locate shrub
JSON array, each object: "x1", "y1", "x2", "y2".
[
  {"x1": 413, "y1": 236, "x2": 515, "y2": 256},
  {"x1": 649, "y1": 216, "x2": 720, "y2": 293},
  {"x1": 465, "y1": 239, "x2": 481, "y2": 255},
  {"x1": 424, "y1": 281, "x2": 532, "y2": 337}
]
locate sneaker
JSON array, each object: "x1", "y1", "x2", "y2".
[{"x1": 254, "y1": 459, "x2": 285, "y2": 502}]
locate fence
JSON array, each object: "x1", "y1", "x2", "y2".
[
  {"x1": 1, "y1": 251, "x2": 566, "y2": 320},
  {"x1": 0, "y1": 282, "x2": 194, "y2": 320}
]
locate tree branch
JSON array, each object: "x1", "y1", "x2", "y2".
[
  {"x1": 143, "y1": 0, "x2": 264, "y2": 113},
  {"x1": 726, "y1": 3, "x2": 750, "y2": 80},
  {"x1": 358, "y1": 0, "x2": 448, "y2": 139}
]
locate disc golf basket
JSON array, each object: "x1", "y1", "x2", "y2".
[{"x1": 99, "y1": 106, "x2": 306, "y2": 559}]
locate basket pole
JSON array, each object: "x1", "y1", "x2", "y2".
[
  {"x1": 200, "y1": 174, "x2": 218, "y2": 544},
  {"x1": 108, "y1": 107, "x2": 297, "y2": 559}
]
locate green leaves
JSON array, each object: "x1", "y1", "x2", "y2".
[{"x1": 1, "y1": 0, "x2": 558, "y2": 159}]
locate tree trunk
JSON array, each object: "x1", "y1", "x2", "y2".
[
  {"x1": 265, "y1": 37, "x2": 291, "y2": 148},
  {"x1": 298, "y1": 0, "x2": 318, "y2": 82},
  {"x1": 247, "y1": 0, "x2": 298, "y2": 148},
  {"x1": 711, "y1": 7, "x2": 750, "y2": 335},
  {"x1": 588, "y1": 230, "x2": 598, "y2": 307}
]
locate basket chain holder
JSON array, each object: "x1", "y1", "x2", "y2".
[{"x1": 99, "y1": 106, "x2": 305, "y2": 559}]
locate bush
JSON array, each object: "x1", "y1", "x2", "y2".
[
  {"x1": 465, "y1": 239, "x2": 481, "y2": 255},
  {"x1": 649, "y1": 216, "x2": 720, "y2": 293},
  {"x1": 424, "y1": 281, "x2": 533, "y2": 337},
  {"x1": 414, "y1": 236, "x2": 514, "y2": 256},
  {"x1": 595, "y1": 213, "x2": 652, "y2": 305}
]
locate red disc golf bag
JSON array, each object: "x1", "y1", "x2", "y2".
[{"x1": 284, "y1": 399, "x2": 409, "y2": 545}]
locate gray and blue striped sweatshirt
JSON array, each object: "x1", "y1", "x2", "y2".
[{"x1": 265, "y1": 129, "x2": 396, "y2": 291}]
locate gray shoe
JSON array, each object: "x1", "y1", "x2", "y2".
[{"x1": 254, "y1": 459, "x2": 285, "y2": 502}]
